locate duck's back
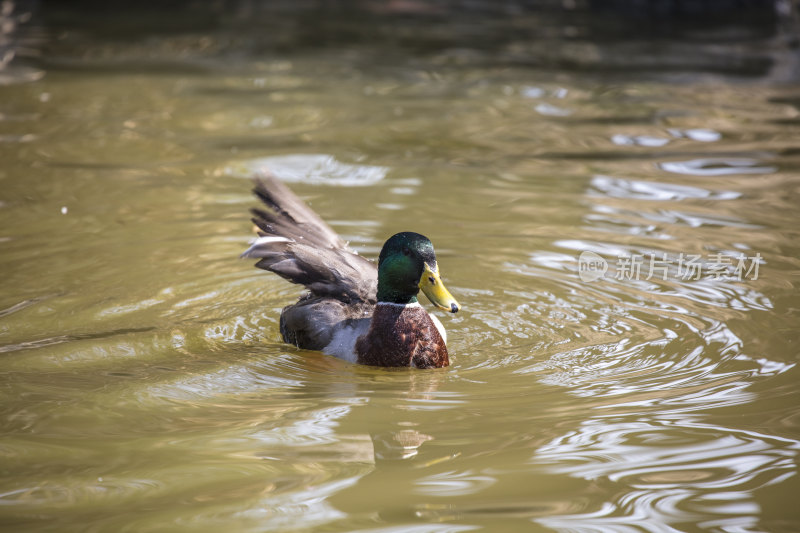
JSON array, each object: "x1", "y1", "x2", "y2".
[{"x1": 281, "y1": 296, "x2": 372, "y2": 361}]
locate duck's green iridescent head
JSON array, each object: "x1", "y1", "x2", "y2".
[{"x1": 376, "y1": 232, "x2": 460, "y2": 313}]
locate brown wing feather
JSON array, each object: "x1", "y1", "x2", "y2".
[{"x1": 242, "y1": 175, "x2": 378, "y2": 304}]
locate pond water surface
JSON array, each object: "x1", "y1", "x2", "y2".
[{"x1": 1, "y1": 4, "x2": 800, "y2": 532}]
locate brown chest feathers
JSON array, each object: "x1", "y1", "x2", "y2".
[{"x1": 355, "y1": 304, "x2": 449, "y2": 368}]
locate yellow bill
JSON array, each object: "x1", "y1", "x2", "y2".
[{"x1": 419, "y1": 262, "x2": 460, "y2": 313}]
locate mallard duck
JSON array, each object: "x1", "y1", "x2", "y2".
[{"x1": 242, "y1": 177, "x2": 460, "y2": 368}]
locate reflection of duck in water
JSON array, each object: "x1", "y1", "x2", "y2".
[{"x1": 242, "y1": 177, "x2": 460, "y2": 368}]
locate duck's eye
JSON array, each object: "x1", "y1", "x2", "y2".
[{"x1": 402, "y1": 247, "x2": 411, "y2": 256}]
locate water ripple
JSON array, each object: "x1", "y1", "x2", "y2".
[
  {"x1": 223, "y1": 153, "x2": 388, "y2": 186},
  {"x1": 534, "y1": 419, "x2": 800, "y2": 531},
  {"x1": 659, "y1": 157, "x2": 776, "y2": 176},
  {"x1": 415, "y1": 470, "x2": 496, "y2": 497},
  {"x1": 590, "y1": 175, "x2": 740, "y2": 201}
]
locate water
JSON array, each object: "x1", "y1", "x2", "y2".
[{"x1": 1, "y1": 3, "x2": 800, "y2": 532}]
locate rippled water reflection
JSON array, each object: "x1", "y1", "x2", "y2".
[{"x1": 1, "y1": 3, "x2": 800, "y2": 532}]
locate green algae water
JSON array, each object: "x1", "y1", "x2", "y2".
[{"x1": 1, "y1": 3, "x2": 799, "y2": 532}]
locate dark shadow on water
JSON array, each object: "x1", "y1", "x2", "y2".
[
  {"x1": 0, "y1": 327, "x2": 157, "y2": 355},
  {"x1": 6, "y1": 0, "x2": 791, "y2": 83}
]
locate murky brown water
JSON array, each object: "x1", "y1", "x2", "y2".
[{"x1": 1, "y1": 3, "x2": 799, "y2": 532}]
